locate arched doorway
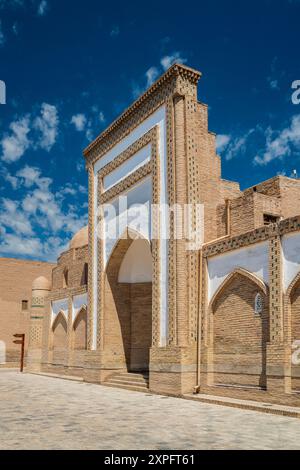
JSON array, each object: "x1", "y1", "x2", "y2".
[
  {"x1": 52, "y1": 312, "x2": 68, "y2": 363},
  {"x1": 73, "y1": 307, "x2": 87, "y2": 350},
  {"x1": 211, "y1": 270, "x2": 269, "y2": 389},
  {"x1": 104, "y1": 231, "x2": 153, "y2": 372}
]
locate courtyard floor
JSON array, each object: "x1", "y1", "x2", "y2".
[{"x1": 0, "y1": 370, "x2": 300, "y2": 450}]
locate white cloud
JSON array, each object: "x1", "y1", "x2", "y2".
[
  {"x1": 269, "y1": 79, "x2": 279, "y2": 90},
  {"x1": 132, "y1": 51, "x2": 187, "y2": 99},
  {"x1": 1, "y1": 103, "x2": 59, "y2": 163},
  {"x1": 37, "y1": 0, "x2": 48, "y2": 16},
  {"x1": 76, "y1": 160, "x2": 84, "y2": 172},
  {"x1": 160, "y1": 51, "x2": 187, "y2": 71},
  {"x1": 98, "y1": 111, "x2": 105, "y2": 123},
  {"x1": 0, "y1": 198, "x2": 33, "y2": 236},
  {"x1": 1, "y1": 116, "x2": 31, "y2": 163},
  {"x1": 16, "y1": 165, "x2": 43, "y2": 188},
  {"x1": 0, "y1": 231, "x2": 43, "y2": 257},
  {"x1": 145, "y1": 66, "x2": 159, "y2": 88},
  {"x1": 254, "y1": 115, "x2": 300, "y2": 165},
  {"x1": 216, "y1": 134, "x2": 231, "y2": 153},
  {"x1": 131, "y1": 82, "x2": 143, "y2": 100},
  {"x1": 0, "y1": 165, "x2": 88, "y2": 261},
  {"x1": 216, "y1": 129, "x2": 255, "y2": 161},
  {"x1": 71, "y1": 110, "x2": 104, "y2": 141},
  {"x1": 218, "y1": 115, "x2": 300, "y2": 166},
  {"x1": 226, "y1": 131, "x2": 255, "y2": 161},
  {"x1": 71, "y1": 113, "x2": 87, "y2": 132},
  {"x1": 33, "y1": 103, "x2": 59, "y2": 151},
  {"x1": 2, "y1": 171, "x2": 19, "y2": 189}
]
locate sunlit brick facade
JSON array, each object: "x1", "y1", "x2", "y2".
[{"x1": 23, "y1": 64, "x2": 300, "y2": 407}]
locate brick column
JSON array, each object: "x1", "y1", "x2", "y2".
[
  {"x1": 173, "y1": 94, "x2": 188, "y2": 347},
  {"x1": 26, "y1": 280, "x2": 51, "y2": 372},
  {"x1": 84, "y1": 165, "x2": 104, "y2": 383},
  {"x1": 267, "y1": 233, "x2": 289, "y2": 394}
]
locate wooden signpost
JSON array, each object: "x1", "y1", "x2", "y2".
[{"x1": 13, "y1": 334, "x2": 25, "y2": 372}]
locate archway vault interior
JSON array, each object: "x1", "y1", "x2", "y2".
[
  {"x1": 104, "y1": 235, "x2": 153, "y2": 372},
  {"x1": 211, "y1": 272, "x2": 269, "y2": 389}
]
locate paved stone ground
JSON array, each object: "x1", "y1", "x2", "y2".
[{"x1": 0, "y1": 370, "x2": 300, "y2": 450}]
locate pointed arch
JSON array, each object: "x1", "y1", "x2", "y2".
[
  {"x1": 52, "y1": 311, "x2": 68, "y2": 351},
  {"x1": 52, "y1": 310, "x2": 68, "y2": 330},
  {"x1": 105, "y1": 227, "x2": 150, "y2": 271},
  {"x1": 73, "y1": 306, "x2": 87, "y2": 350},
  {"x1": 210, "y1": 267, "x2": 269, "y2": 389},
  {"x1": 286, "y1": 270, "x2": 300, "y2": 298},
  {"x1": 73, "y1": 305, "x2": 87, "y2": 328},
  {"x1": 210, "y1": 267, "x2": 268, "y2": 309}
]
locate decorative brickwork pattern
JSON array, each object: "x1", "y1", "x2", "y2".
[{"x1": 269, "y1": 234, "x2": 284, "y2": 343}]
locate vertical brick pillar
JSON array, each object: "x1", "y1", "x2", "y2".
[
  {"x1": 84, "y1": 169, "x2": 106, "y2": 383},
  {"x1": 173, "y1": 94, "x2": 188, "y2": 348},
  {"x1": 267, "y1": 233, "x2": 289, "y2": 394},
  {"x1": 26, "y1": 279, "x2": 51, "y2": 372},
  {"x1": 67, "y1": 296, "x2": 73, "y2": 364},
  {"x1": 87, "y1": 165, "x2": 95, "y2": 350}
]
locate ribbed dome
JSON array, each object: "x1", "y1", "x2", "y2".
[
  {"x1": 32, "y1": 276, "x2": 51, "y2": 291},
  {"x1": 69, "y1": 225, "x2": 88, "y2": 249}
]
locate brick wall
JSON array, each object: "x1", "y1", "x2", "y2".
[
  {"x1": 130, "y1": 283, "x2": 152, "y2": 371},
  {"x1": 52, "y1": 246, "x2": 88, "y2": 290},
  {"x1": 217, "y1": 176, "x2": 300, "y2": 239},
  {"x1": 0, "y1": 258, "x2": 54, "y2": 366},
  {"x1": 212, "y1": 273, "x2": 269, "y2": 388}
]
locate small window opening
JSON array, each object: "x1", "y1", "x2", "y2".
[
  {"x1": 63, "y1": 269, "x2": 69, "y2": 288},
  {"x1": 81, "y1": 263, "x2": 88, "y2": 286},
  {"x1": 254, "y1": 293, "x2": 263, "y2": 315},
  {"x1": 263, "y1": 214, "x2": 280, "y2": 226}
]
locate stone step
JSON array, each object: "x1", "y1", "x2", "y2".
[
  {"x1": 104, "y1": 372, "x2": 150, "y2": 393},
  {"x1": 107, "y1": 378, "x2": 148, "y2": 388},
  {"x1": 104, "y1": 381, "x2": 150, "y2": 393},
  {"x1": 116, "y1": 374, "x2": 149, "y2": 384},
  {"x1": 117, "y1": 371, "x2": 149, "y2": 377}
]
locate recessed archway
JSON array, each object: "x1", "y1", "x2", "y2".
[
  {"x1": 210, "y1": 270, "x2": 269, "y2": 389},
  {"x1": 104, "y1": 230, "x2": 153, "y2": 372},
  {"x1": 52, "y1": 312, "x2": 68, "y2": 364},
  {"x1": 73, "y1": 307, "x2": 87, "y2": 350},
  {"x1": 52, "y1": 312, "x2": 68, "y2": 349}
]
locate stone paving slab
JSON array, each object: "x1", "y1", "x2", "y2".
[{"x1": 0, "y1": 371, "x2": 300, "y2": 450}]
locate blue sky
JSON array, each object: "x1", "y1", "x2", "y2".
[{"x1": 0, "y1": 0, "x2": 300, "y2": 261}]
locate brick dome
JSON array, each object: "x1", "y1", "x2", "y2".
[
  {"x1": 32, "y1": 276, "x2": 51, "y2": 291},
  {"x1": 69, "y1": 225, "x2": 88, "y2": 249}
]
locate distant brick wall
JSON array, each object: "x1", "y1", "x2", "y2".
[
  {"x1": 52, "y1": 246, "x2": 88, "y2": 290},
  {"x1": 216, "y1": 177, "x2": 300, "y2": 239},
  {"x1": 212, "y1": 273, "x2": 269, "y2": 388},
  {"x1": 0, "y1": 258, "x2": 54, "y2": 365}
]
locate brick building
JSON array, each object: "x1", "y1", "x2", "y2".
[
  {"x1": 25, "y1": 63, "x2": 300, "y2": 407},
  {"x1": 0, "y1": 258, "x2": 54, "y2": 367}
]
